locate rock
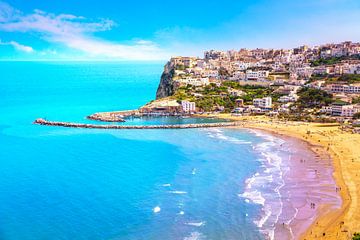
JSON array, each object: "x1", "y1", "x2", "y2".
[{"x1": 156, "y1": 61, "x2": 175, "y2": 99}]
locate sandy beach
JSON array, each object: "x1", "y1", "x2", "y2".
[{"x1": 216, "y1": 114, "x2": 360, "y2": 239}]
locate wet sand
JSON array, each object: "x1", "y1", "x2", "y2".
[{"x1": 267, "y1": 132, "x2": 342, "y2": 240}]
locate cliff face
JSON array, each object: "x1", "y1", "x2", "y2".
[{"x1": 156, "y1": 61, "x2": 175, "y2": 99}]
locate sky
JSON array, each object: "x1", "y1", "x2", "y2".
[{"x1": 0, "y1": 0, "x2": 360, "y2": 61}]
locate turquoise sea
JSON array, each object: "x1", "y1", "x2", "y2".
[{"x1": 0, "y1": 62, "x2": 294, "y2": 239}]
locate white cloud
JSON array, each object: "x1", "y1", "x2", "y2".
[
  {"x1": 8, "y1": 40, "x2": 34, "y2": 52},
  {"x1": 0, "y1": 1, "x2": 170, "y2": 60},
  {"x1": 0, "y1": 39, "x2": 34, "y2": 52}
]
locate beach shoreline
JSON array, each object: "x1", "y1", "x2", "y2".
[
  {"x1": 33, "y1": 112, "x2": 359, "y2": 239},
  {"x1": 215, "y1": 114, "x2": 359, "y2": 239},
  {"x1": 243, "y1": 128, "x2": 341, "y2": 240}
]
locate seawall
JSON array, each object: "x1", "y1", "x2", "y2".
[{"x1": 33, "y1": 118, "x2": 239, "y2": 129}]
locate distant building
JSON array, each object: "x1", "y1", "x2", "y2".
[
  {"x1": 181, "y1": 100, "x2": 196, "y2": 113},
  {"x1": 328, "y1": 84, "x2": 360, "y2": 94},
  {"x1": 253, "y1": 97, "x2": 272, "y2": 108},
  {"x1": 170, "y1": 57, "x2": 198, "y2": 68},
  {"x1": 175, "y1": 77, "x2": 210, "y2": 87},
  {"x1": 246, "y1": 70, "x2": 269, "y2": 80},
  {"x1": 331, "y1": 103, "x2": 360, "y2": 117},
  {"x1": 278, "y1": 95, "x2": 296, "y2": 103}
]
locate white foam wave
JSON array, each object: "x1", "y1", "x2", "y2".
[
  {"x1": 162, "y1": 183, "x2": 171, "y2": 187},
  {"x1": 240, "y1": 130, "x2": 288, "y2": 240},
  {"x1": 239, "y1": 190, "x2": 265, "y2": 206},
  {"x1": 205, "y1": 129, "x2": 252, "y2": 144},
  {"x1": 153, "y1": 206, "x2": 161, "y2": 213},
  {"x1": 254, "y1": 205, "x2": 272, "y2": 228},
  {"x1": 183, "y1": 231, "x2": 204, "y2": 240},
  {"x1": 186, "y1": 221, "x2": 206, "y2": 227},
  {"x1": 168, "y1": 191, "x2": 187, "y2": 195}
]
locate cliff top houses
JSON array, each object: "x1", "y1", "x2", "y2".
[
  {"x1": 169, "y1": 41, "x2": 360, "y2": 85},
  {"x1": 160, "y1": 41, "x2": 360, "y2": 118}
]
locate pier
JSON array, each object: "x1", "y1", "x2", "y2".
[{"x1": 33, "y1": 118, "x2": 239, "y2": 129}]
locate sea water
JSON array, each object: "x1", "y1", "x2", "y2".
[{"x1": 0, "y1": 61, "x2": 294, "y2": 240}]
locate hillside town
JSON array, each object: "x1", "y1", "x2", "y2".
[{"x1": 151, "y1": 41, "x2": 360, "y2": 130}]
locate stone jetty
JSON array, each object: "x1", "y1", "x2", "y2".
[{"x1": 33, "y1": 118, "x2": 239, "y2": 129}]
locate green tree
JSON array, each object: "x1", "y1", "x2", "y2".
[
  {"x1": 353, "y1": 112, "x2": 360, "y2": 120},
  {"x1": 296, "y1": 87, "x2": 333, "y2": 109},
  {"x1": 338, "y1": 74, "x2": 360, "y2": 84},
  {"x1": 352, "y1": 97, "x2": 360, "y2": 104},
  {"x1": 353, "y1": 233, "x2": 360, "y2": 240}
]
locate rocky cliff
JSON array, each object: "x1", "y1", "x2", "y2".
[{"x1": 156, "y1": 61, "x2": 176, "y2": 99}]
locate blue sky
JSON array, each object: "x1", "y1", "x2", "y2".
[{"x1": 0, "y1": 0, "x2": 360, "y2": 60}]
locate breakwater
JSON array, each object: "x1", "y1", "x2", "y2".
[{"x1": 34, "y1": 118, "x2": 239, "y2": 129}]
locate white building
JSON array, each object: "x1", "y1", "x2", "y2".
[
  {"x1": 331, "y1": 103, "x2": 360, "y2": 117},
  {"x1": 232, "y1": 71, "x2": 246, "y2": 80},
  {"x1": 320, "y1": 106, "x2": 332, "y2": 114},
  {"x1": 313, "y1": 66, "x2": 330, "y2": 75},
  {"x1": 181, "y1": 100, "x2": 196, "y2": 113},
  {"x1": 246, "y1": 70, "x2": 269, "y2": 80},
  {"x1": 343, "y1": 64, "x2": 360, "y2": 74},
  {"x1": 253, "y1": 97, "x2": 272, "y2": 108},
  {"x1": 329, "y1": 84, "x2": 360, "y2": 94},
  {"x1": 295, "y1": 66, "x2": 314, "y2": 78},
  {"x1": 202, "y1": 70, "x2": 219, "y2": 78},
  {"x1": 176, "y1": 77, "x2": 210, "y2": 87},
  {"x1": 278, "y1": 95, "x2": 296, "y2": 103}
]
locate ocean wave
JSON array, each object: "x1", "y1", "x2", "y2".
[
  {"x1": 162, "y1": 183, "x2": 171, "y2": 187},
  {"x1": 183, "y1": 231, "x2": 204, "y2": 240},
  {"x1": 205, "y1": 129, "x2": 252, "y2": 144},
  {"x1": 186, "y1": 221, "x2": 206, "y2": 227},
  {"x1": 240, "y1": 130, "x2": 288, "y2": 240},
  {"x1": 239, "y1": 190, "x2": 265, "y2": 206},
  {"x1": 153, "y1": 206, "x2": 161, "y2": 213},
  {"x1": 168, "y1": 190, "x2": 187, "y2": 194},
  {"x1": 254, "y1": 205, "x2": 272, "y2": 228}
]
